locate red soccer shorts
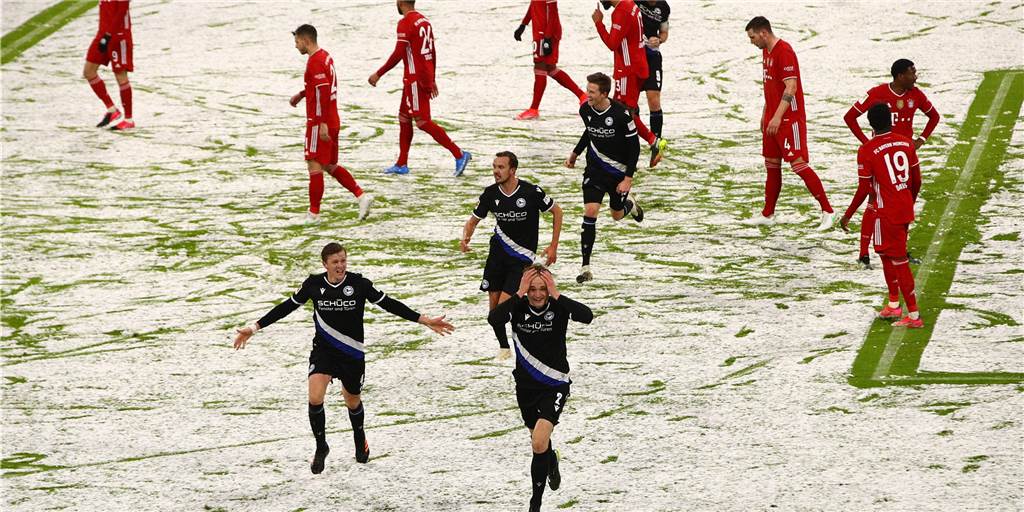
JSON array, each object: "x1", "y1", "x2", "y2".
[
  {"x1": 872, "y1": 215, "x2": 909, "y2": 258},
  {"x1": 762, "y1": 118, "x2": 809, "y2": 163},
  {"x1": 86, "y1": 32, "x2": 133, "y2": 72},
  {"x1": 613, "y1": 74, "x2": 643, "y2": 109},
  {"x1": 304, "y1": 124, "x2": 339, "y2": 167},
  {"x1": 533, "y1": 37, "x2": 559, "y2": 66},
  {"x1": 400, "y1": 81, "x2": 432, "y2": 121}
]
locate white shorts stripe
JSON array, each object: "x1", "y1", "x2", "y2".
[
  {"x1": 310, "y1": 126, "x2": 319, "y2": 153},
  {"x1": 792, "y1": 121, "x2": 801, "y2": 150},
  {"x1": 411, "y1": 82, "x2": 420, "y2": 111},
  {"x1": 874, "y1": 217, "x2": 882, "y2": 246},
  {"x1": 120, "y1": 40, "x2": 127, "y2": 64}
]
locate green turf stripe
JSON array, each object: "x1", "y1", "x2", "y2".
[
  {"x1": 849, "y1": 70, "x2": 1024, "y2": 388},
  {"x1": 1, "y1": 0, "x2": 98, "y2": 65}
]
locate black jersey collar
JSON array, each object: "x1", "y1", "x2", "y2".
[
  {"x1": 498, "y1": 181, "x2": 521, "y2": 198},
  {"x1": 528, "y1": 301, "x2": 551, "y2": 317},
  {"x1": 323, "y1": 274, "x2": 347, "y2": 288}
]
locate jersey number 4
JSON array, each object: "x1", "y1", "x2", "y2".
[{"x1": 419, "y1": 25, "x2": 434, "y2": 55}]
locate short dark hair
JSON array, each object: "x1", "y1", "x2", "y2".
[
  {"x1": 745, "y1": 16, "x2": 772, "y2": 33},
  {"x1": 292, "y1": 24, "x2": 317, "y2": 42},
  {"x1": 321, "y1": 242, "x2": 346, "y2": 262},
  {"x1": 495, "y1": 151, "x2": 518, "y2": 170},
  {"x1": 587, "y1": 72, "x2": 612, "y2": 95},
  {"x1": 891, "y1": 59, "x2": 914, "y2": 80},
  {"x1": 867, "y1": 103, "x2": 892, "y2": 133}
]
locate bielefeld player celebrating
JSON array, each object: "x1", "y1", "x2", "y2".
[
  {"x1": 369, "y1": 0, "x2": 472, "y2": 177},
  {"x1": 637, "y1": 0, "x2": 670, "y2": 138},
  {"x1": 592, "y1": 0, "x2": 668, "y2": 167},
  {"x1": 234, "y1": 243, "x2": 455, "y2": 473},
  {"x1": 290, "y1": 25, "x2": 372, "y2": 224},
  {"x1": 840, "y1": 104, "x2": 923, "y2": 328},
  {"x1": 487, "y1": 266, "x2": 593, "y2": 512},
  {"x1": 84, "y1": 0, "x2": 135, "y2": 130},
  {"x1": 461, "y1": 151, "x2": 563, "y2": 359},
  {"x1": 744, "y1": 16, "x2": 834, "y2": 230},
  {"x1": 844, "y1": 59, "x2": 940, "y2": 268},
  {"x1": 565, "y1": 73, "x2": 644, "y2": 284},
  {"x1": 513, "y1": 0, "x2": 588, "y2": 120}
]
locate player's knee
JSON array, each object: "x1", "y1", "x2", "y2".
[
  {"x1": 545, "y1": 66, "x2": 559, "y2": 76},
  {"x1": 531, "y1": 434, "x2": 549, "y2": 453},
  {"x1": 414, "y1": 118, "x2": 429, "y2": 129},
  {"x1": 398, "y1": 113, "x2": 412, "y2": 125}
]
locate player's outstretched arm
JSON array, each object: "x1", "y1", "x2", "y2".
[
  {"x1": 234, "y1": 296, "x2": 304, "y2": 349},
  {"x1": 370, "y1": 40, "x2": 406, "y2": 86},
  {"x1": 419, "y1": 314, "x2": 455, "y2": 335}
]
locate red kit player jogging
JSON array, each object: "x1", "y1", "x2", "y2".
[
  {"x1": 290, "y1": 25, "x2": 372, "y2": 224},
  {"x1": 841, "y1": 104, "x2": 923, "y2": 328},
  {"x1": 592, "y1": 0, "x2": 667, "y2": 167},
  {"x1": 369, "y1": 0, "x2": 472, "y2": 177},
  {"x1": 513, "y1": 0, "x2": 588, "y2": 120},
  {"x1": 843, "y1": 59, "x2": 940, "y2": 268},
  {"x1": 744, "y1": 16, "x2": 834, "y2": 231},
  {"x1": 84, "y1": 0, "x2": 134, "y2": 130}
]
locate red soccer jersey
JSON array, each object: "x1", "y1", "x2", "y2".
[
  {"x1": 397, "y1": 11, "x2": 436, "y2": 87},
  {"x1": 98, "y1": 0, "x2": 130, "y2": 35},
  {"x1": 852, "y1": 84, "x2": 935, "y2": 139},
  {"x1": 596, "y1": 0, "x2": 648, "y2": 79},
  {"x1": 857, "y1": 132, "x2": 921, "y2": 224},
  {"x1": 523, "y1": 0, "x2": 562, "y2": 40},
  {"x1": 305, "y1": 48, "x2": 340, "y2": 129},
  {"x1": 762, "y1": 39, "x2": 805, "y2": 124}
]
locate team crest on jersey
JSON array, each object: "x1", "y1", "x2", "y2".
[
  {"x1": 896, "y1": 100, "x2": 904, "y2": 110},
  {"x1": 320, "y1": 287, "x2": 326, "y2": 295},
  {"x1": 516, "y1": 198, "x2": 527, "y2": 208},
  {"x1": 604, "y1": 117, "x2": 614, "y2": 126},
  {"x1": 908, "y1": 99, "x2": 915, "y2": 109},
  {"x1": 544, "y1": 311, "x2": 555, "y2": 321},
  {"x1": 343, "y1": 285, "x2": 354, "y2": 296}
]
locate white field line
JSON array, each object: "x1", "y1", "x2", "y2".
[
  {"x1": 871, "y1": 72, "x2": 1017, "y2": 380},
  {"x1": 3, "y1": 2, "x2": 86, "y2": 58}
]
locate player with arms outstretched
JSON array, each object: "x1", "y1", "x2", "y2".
[
  {"x1": 369, "y1": 0, "x2": 472, "y2": 177},
  {"x1": 840, "y1": 104, "x2": 924, "y2": 328},
  {"x1": 84, "y1": 0, "x2": 135, "y2": 130},
  {"x1": 487, "y1": 267, "x2": 593, "y2": 512},
  {"x1": 513, "y1": 0, "x2": 588, "y2": 120},
  {"x1": 744, "y1": 16, "x2": 834, "y2": 230},
  {"x1": 290, "y1": 25, "x2": 372, "y2": 224},
  {"x1": 592, "y1": 0, "x2": 667, "y2": 167},
  {"x1": 233, "y1": 243, "x2": 455, "y2": 473},
  {"x1": 461, "y1": 151, "x2": 563, "y2": 359},
  {"x1": 843, "y1": 58, "x2": 939, "y2": 268}
]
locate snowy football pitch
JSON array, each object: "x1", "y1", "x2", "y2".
[{"x1": 2, "y1": 1, "x2": 1022, "y2": 510}]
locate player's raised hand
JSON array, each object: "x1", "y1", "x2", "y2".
[
  {"x1": 289, "y1": 92, "x2": 304, "y2": 107},
  {"x1": 234, "y1": 327, "x2": 255, "y2": 350},
  {"x1": 616, "y1": 176, "x2": 633, "y2": 194},
  {"x1": 539, "y1": 267, "x2": 560, "y2": 300},
  {"x1": 419, "y1": 314, "x2": 455, "y2": 335},
  {"x1": 565, "y1": 152, "x2": 578, "y2": 168},
  {"x1": 517, "y1": 267, "x2": 538, "y2": 297},
  {"x1": 592, "y1": 5, "x2": 603, "y2": 24},
  {"x1": 368, "y1": 73, "x2": 380, "y2": 87},
  {"x1": 541, "y1": 243, "x2": 558, "y2": 266},
  {"x1": 840, "y1": 215, "x2": 851, "y2": 233}
]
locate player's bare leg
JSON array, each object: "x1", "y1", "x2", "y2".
[
  {"x1": 645, "y1": 89, "x2": 663, "y2": 138},
  {"x1": 83, "y1": 61, "x2": 120, "y2": 127},
  {"x1": 341, "y1": 386, "x2": 369, "y2": 463},
  {"x1": 308, "y1": 373, "x2": 332, "y2": 474},
  {"x1": 109, "y1": 71, "x2": 134, "y2": 130},
  {"x1": 578, "y1": 202, "x2": 601, "y2": 283},
  {"x1": 744, "y1": 157, "x2": 782, "y2": 225},
  {"x1": 489, "y1": 290, "x2": 513, "y2": 359},
  {"x1": 324, "y1": 163, "x2": 372, "y2": 220},
  {"x1": 789, "y1": 157, "x2": 834, "y2": 230},
  {"x1": 306, "y1": 160, "x2": 325, "y2": 223},
  {"x1": 528, "y1": 419, "x2": 558, "y2": 511}
]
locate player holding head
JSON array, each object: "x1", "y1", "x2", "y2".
[
  {"x1": 461, "y1": 151, "x2": 563, "y2": 359},
  {"x1": 565, "y1": 72, "x2": 645, "y2": 284},
  {"x1": 637, "y1": 1, "x2": 670, "y2": 138},
  {"x1": 513, "y1": 1, "x2": 588, "y2": 121},
  {"x1": 290, "y1": 25, "x2": 372, "y2": 224},
  {"x1": 843, "y1": 58, "x2": 940, "y2": 268},
  {"x1": 743, "y1": 16, "x2": 834, "y2": 230},
  {"x1": 84, "y1": 0, "x2": 135, "y2": 130},
  {"x1": 840, "y1": 104, "x2": 923, "y2": 328},
  {"x1": 592, "y1": 0, "x2": 668, "y2": 168},
  {"x1": 233, "y1": 243, "x2": 455, "y2": 473},
  {"x1": 368, "y1": 0, "x2": 472, "y2": 177},
  {"x1": 487, "y1": 266, "x2": 593, "y2": 512}
]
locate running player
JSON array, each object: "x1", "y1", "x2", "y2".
[
  {"x1": 840, "y1": 104, "x2": 923, "y2": 328},
  {"x1": 513, "y1": 0, "x2": 588, "y2": 120},
  {"x1": 637, "y1": 1, "x2": 670, "y2": 138},
  {"x1": 369, "y1": 0, "x2": 472, "y2": 177},
  {"x1": 461, "y1": 151, "x2": 563, "y2": 359},
  {"x1": 565, "y1": 72, "x2": 644, "y2": 284},
  {"x1": 592, "y1": 0, "x2": 668, "y2": 167},
  {"x1": 84, "y1": 0, "x2": 134, "y2": 130},
  {"x1": 487, "y1": 266, "x2": 593, "y2": 512},
  {"x1": 743, "y1": 16, "x2": 834, "y2": 230},
  {"x1": 289, "y1": 25, "x2": 372, "y2": 224},
  {"x1": 843, "y1": 59, "x2": 940, "y2": 268},
  {"x1": 233, "y1": 243, "x2": 455, "y2": 473}
]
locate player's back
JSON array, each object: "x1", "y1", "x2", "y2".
[
  {"x1": 305, "y1": 49, "x2": 340, "y2": 128},
  {"x1": 611, "y1": 0, "x2": 648, "y2": 78},
  {"x1": 400, "y1": 11, "x2": 435, "y2": 86},
  {"x1": 529, "y1": 0, "x2": 562, "y2": 40},
  {"x1": 98, "y1": 0, "x2": 130, "y2": 34},
  {"x1": 859, "y1": 132, "x2": 919, "y2": 224}
]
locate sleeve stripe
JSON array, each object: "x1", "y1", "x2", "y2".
[
  {"x1": 780, "y1": 75, "x2": 799, "y2": 81},
  {"x1": 852, "y1": 104, "x2": 864, "y2": 113},
  {"x1": 471, "y1": 212, "x2": 485, "y2": 220},
  {"x1": 371, "y1": 293, "x2": 387, "y2": 304},
  {"x1": 543, "y1": 201, "x2": 556, "y2": 213},
  {"x1": 290, "y1": 296, "x2": 301, "y2": 305}
]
